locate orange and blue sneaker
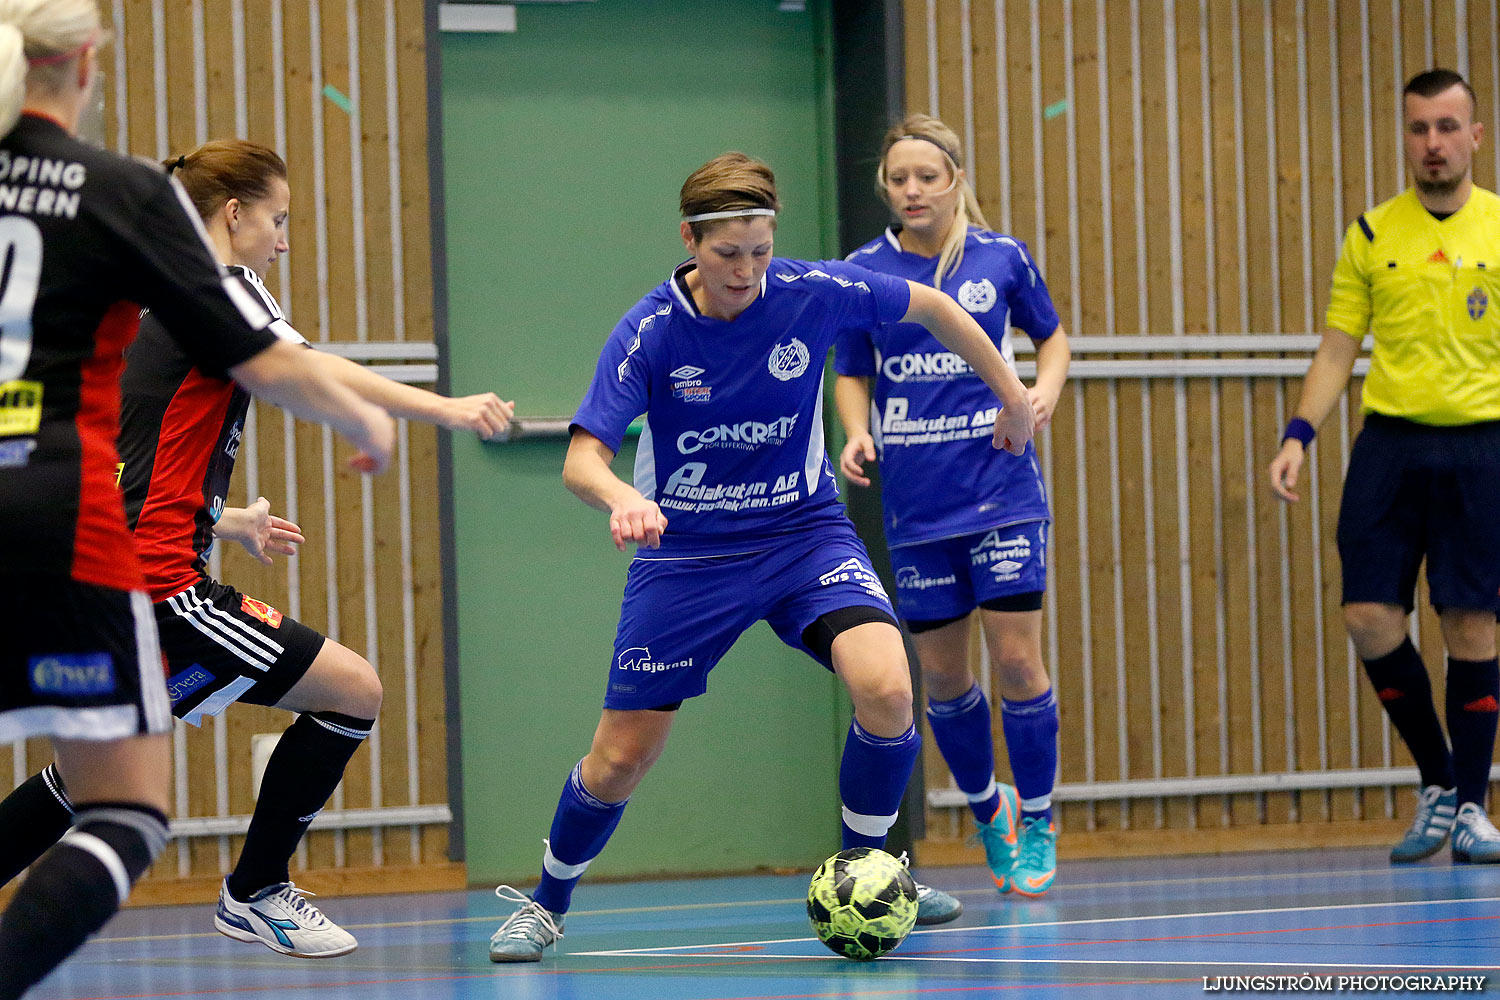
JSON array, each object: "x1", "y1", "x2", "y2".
[
  {"x1": 1008, "y1": 816, "x2": 1057, "y2": 897},
  {"x1": 972, "y1": 783, "x2": 1021, "y2": 891}
]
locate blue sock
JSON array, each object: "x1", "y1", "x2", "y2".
[
  {"x1": 1002, "y1": 688, "x2": 1059, "y2": 825},
  {"x1": 531, "y1": 762, "x2": 628, "y2": 915},
  {"x1": 839, "y1": 719, "x2": 920, "y2": 850},
  {"x1": 926, "y1": 684, "x2": 1002, "y2": 824}
]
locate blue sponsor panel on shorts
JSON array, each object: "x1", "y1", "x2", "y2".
[
  {"x1": 165, "y1": 664, "x2": 214, "y2": 704},
  {"x1": 605, "y1": 523, "x2": 895, "y2": 709},
  {"x1": 28, "y1": 652, "x2": 117, "y2": 696},
  {"x1": 890, "y1": 520, "x2": 1048, "y2": 621}
]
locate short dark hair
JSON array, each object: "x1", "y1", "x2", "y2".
[{"x1": 1404, "y1": 68, "x2": 1478, "y2": 116}]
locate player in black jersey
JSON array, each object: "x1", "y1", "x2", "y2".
[
  {"x1": 0, "y1": 5, "x2": 396, "y2": 996},
  {"x1": 0, "y1": 138, "x2": 512, "y2": 959}
]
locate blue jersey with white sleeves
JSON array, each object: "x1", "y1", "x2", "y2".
[
  {"x1": 572, "y1": 257, "x2": 912, "y2": 558},
  {"x1": 837, "y1": 227, "x2": 1058, "y2": 548}
]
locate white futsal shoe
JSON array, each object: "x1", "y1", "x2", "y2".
[
  {"x1": 214, "y1": 879, "x2": 358, "y2": 958},
  {"x1": 489, "y1": 885, "x2": 565, "y2": 962}
]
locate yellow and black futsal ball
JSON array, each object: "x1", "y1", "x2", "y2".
[{"x1": 806, "y1": 847, "x2": 919, "y2": 960}]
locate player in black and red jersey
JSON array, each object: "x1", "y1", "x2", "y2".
[
  {"x1": 0, "y1": 4, "x2": 396, "y2": 996},
  {"x1": 0, "y1": 138, "x2": 512, "y2": 960}
]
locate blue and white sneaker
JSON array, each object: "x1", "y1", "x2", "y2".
[
  {"x1": 1450, "y1": 802, "x2": 1500, "y2": 864},
  {"x1": 913, "y1": 881, "x2": 964, "y2": 925},
  {"x1": 489, "y1": 885, "x2": 565, "y2": 962},
  {"x1": 214, "y1": 879, "x2": 357, "y2": 958},
  {"x1": 971, "y1": 784, "x2": 1021, "y2": 891},
  {"x1": 894, "y1": 851, "x2": 963, "y2": 925},
  {"x1": 1390, "y1": 785, "x2": 1457, "y2": 863}
]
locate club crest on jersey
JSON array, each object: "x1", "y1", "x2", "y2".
[
  {"x1": 1469, "y1": 286, "x2": 1488, "y2": 320},
  {"x1": 240, "y1": 596, "x2": 283, "y2": 629},
  {"x1": 670, "y1": 364, "x2": 712, "y2": 403},
  {"x1": 768, "y1": 338, "x2": 810, "y2": 381},
  {"x1": 957, "y1": 278, "x2": 997, "y2": 313}
]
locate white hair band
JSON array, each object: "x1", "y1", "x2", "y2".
[{"x1": 683, "y1": 208, "x2": 777, "y2": 223}]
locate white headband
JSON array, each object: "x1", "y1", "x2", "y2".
[{"x1": 683, "y1": 208, "x2": 778, "y2": 223}]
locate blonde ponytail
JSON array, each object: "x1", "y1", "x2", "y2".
[
  {"x1": 0, "y1": 0, "x2": 102, "y2": 137},
  {"x1": 0, "y1": 23, "x2": 25, "y2": 136},
  {"x1": 877, "y1": 113, "x2": 991, "y2": 287}
]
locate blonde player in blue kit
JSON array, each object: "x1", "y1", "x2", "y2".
[
  {"x1": 837, "y1": 115, "x2": 1071, "y2": 897},
  {"x1": 487, "y1": 152, "x2": 1036, "y2": 962}
]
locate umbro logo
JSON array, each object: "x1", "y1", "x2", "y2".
[{"x1": 670, "y1": 365, "x2": 705, "y2": 380}]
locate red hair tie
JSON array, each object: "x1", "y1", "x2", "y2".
[{"x1": 27, "y1": 34, "x2": 95, "y2": 67}]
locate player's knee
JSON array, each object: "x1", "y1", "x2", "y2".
[
  {"x1": 990, "y1": 644, "x2": 1047, "y2": 696},
  {"x1": 918, "y1": 653, "x2": 972, "y2": 696},
  {"x1": 1343, "y1": 603, "x2": 1406, "y2": 656},
  {"x1": 348, "y1": 662, "x2": 383, "y2": 717},
  {"x1": 1442, "y1": 609, "x2": 1499, "y2": 661},
  {"x1": 851, "y1": 672, "x2": 914, "y2": 730},
  {"x1": 330, "y1": 650, "x2": 382, "y2": 718},
  {"x1": 589, "y1": 739, "x2": 662, "y2": 789}
]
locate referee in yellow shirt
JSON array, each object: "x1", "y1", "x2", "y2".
[{"x1": 1271, "y1": 68, "x2": 1500, "y2": 865}]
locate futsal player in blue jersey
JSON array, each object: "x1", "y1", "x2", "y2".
[
  {"x1": 836, "y1": 114, "x2": 1070, "y2": 897},
  {"x1": 487, "y1": 152, "x2": 1036, "y2": 962}
]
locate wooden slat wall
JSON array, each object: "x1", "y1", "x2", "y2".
[
  {"x1": 9, "y1": 0, "x2": 455, "y2": 897},
  {"x1": 906, "y1": 0, "x2": 1500, "y2": 857}
]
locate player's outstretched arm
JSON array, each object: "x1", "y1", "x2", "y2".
[
  {"x1": 231, "y1": 342, "x2": 396, "y2": 473},
  {"x1": 834, "y1": 375, "x2": 877, "y2": 487},
  {"x1": 213, "y1": 497, "x2": 305, "y2": 566},
  {"x1": 563, "y1": 429, "x2": 668, "y2": 551},
  {"x1": 321, "y1": 352, "x2": 514, "y2": 440},
  {"x1": 901, "y1": 281, "x2": 1035, "y2": 456},
  {"x1": 1029, "y1": 325, "x2": 1071, "y2": 432},
  {"x1": 1268, "y1": 328, "x2": 1361, "y2": 503}
]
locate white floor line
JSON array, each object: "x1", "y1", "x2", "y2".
[
  {"x1": 93, "y1": 869, "x2": 1495, "y2": 945},
  {"x1": 572, "y1": 895, "x2": 1500, "y2": 956},
  {"x1": 576, "y1": 952, "x2": 1500, "y2": 972}
]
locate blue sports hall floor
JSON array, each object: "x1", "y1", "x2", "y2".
[{"x1": 26, "y1": 847, "x2": 1500, "y2": 999}]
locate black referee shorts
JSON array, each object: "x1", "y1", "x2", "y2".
[
  {"x1": 157, "y1": 577, "x2": 325, "y2": 725},
  {"x1": 0, "y1": 576, "x2": 173, "y2": 742},
  {"x1": 1336, "y1": 414, "x2": 1500, "y2": 616}
]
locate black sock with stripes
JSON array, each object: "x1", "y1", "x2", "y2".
[
  {"x1": 1363, "y1": 639, "x2": 1456, "y2": 790},
  {"x1": 0, "y1": 763, "x2": 74, "y2": 887},
  {"x1": 1445, "y1": 657, "x2": 1500, "y2": 809},
  {"x1": 0, "y1": 803, "x2": 168, "y2": 1000},
  {"x1": 226, "y1": 711, "x2": 374, "y2": 902}
]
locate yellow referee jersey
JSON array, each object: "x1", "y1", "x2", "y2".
[{"x1": 1326, "y1": 186, "x2": 1500, "y2": 425}]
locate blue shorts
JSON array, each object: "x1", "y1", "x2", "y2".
[
  {"x1": 888, "y1": 520, "x2": 1048, "y2": 622},
  {"x1": 1337, "y1": 415, "x2": 1500, "y2": 615},
  {"x1": 605, "y1": 522, "x2": 896, "y2": 709}
]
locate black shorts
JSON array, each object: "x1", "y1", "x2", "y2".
[
  {"x1": 1337, "y1": 415, "x2": 1500, "y2": 615},
  {"x1": 0, "y1": 576, "x2": 173, "y2": 742},
  {"x1": 157, "y1": 577, "x2": 325, "y2": 725}
]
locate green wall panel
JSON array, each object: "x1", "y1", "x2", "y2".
[
  {"x1": 442, "y1": 1, "x2": 849, "y2": 886},
  {"x1": 441, "y1": 0, "x2": 834, "y2": 418}
]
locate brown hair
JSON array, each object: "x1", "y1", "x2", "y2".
[
  {"x1": 877, "y1": 113, "x2": 990, "y2": 286},
  {"x1": 1404, "y1": 67, "x2": 1478, "y2": 117},
  {"x1": 165, "y1": 139, "x2": 287, "y2": 221},
  {"x1": 679, "y1": 152, "x2": 780, "y2": 240}
]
